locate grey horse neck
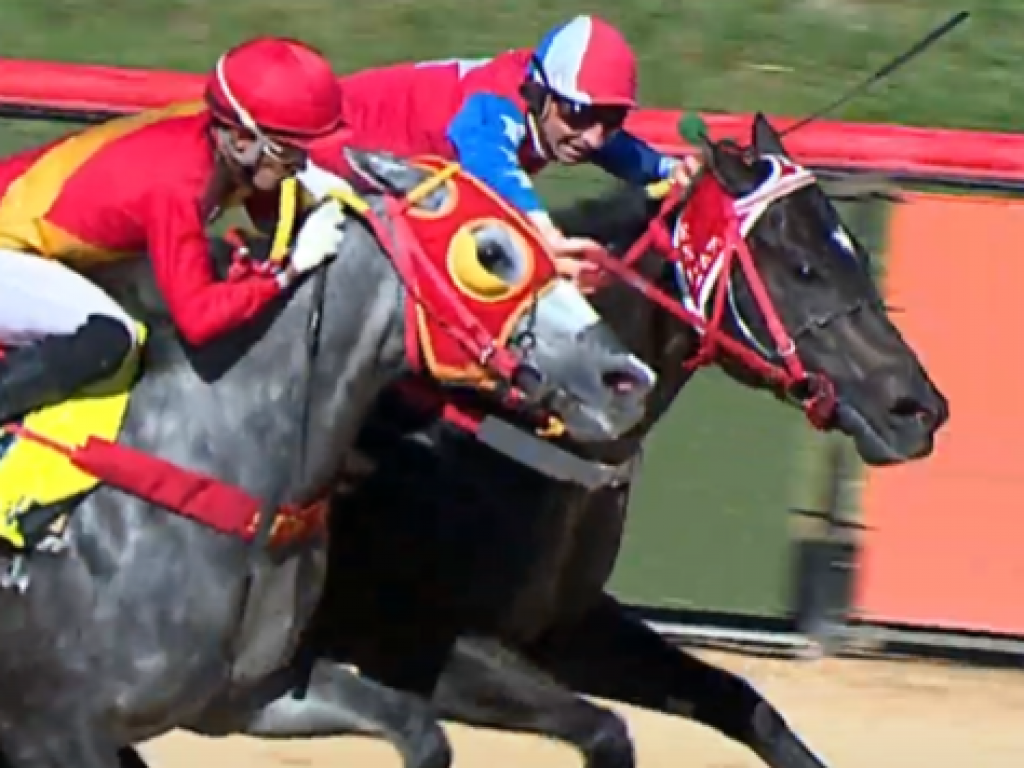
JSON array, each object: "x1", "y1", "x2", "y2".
[{"x1": 100, "y1": 199, "x2": 408, "y2": 507}]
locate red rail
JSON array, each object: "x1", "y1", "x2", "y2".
[{"x1": 0, "y1": 57, "x2": 1021, "y2": 180}]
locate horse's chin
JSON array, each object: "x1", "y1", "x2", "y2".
[
  {"x1": 561, "y1": 400, "x2": 645, "y2": 444},
  {"x1": 834, "y1": 401, "x2": 936, "y2": 467}
]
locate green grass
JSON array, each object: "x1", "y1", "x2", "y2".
[
  {"x1": 1, "y1": 0, "x2": 1018, "y2": 131},
  {"x1": 1, "y1": 2, "x2": 1014, "y2": 206}
]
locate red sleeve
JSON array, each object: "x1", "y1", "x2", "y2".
[{"x1": 145, "y1": 190, "x2": 283, "y2": 347}]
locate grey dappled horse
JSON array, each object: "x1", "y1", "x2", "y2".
[
  {"x1": 296, "y1": 116, "x2": 949, "y2": 768},
  {"x1": 0, "y1": 149, "x2": 654, "y2": 768}
]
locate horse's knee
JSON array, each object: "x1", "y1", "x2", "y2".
[
  {"x1": 579, "y1": 709, "x2": 634, "y2": 768},
  {"x1": 396, "y1": 710, "x2": 452, "y2": 768}
]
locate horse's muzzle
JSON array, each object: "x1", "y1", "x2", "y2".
[{"x1": 834, "y1": 368, "x2": 948, "y2": 466}]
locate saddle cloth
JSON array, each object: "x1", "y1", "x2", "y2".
[{"x1": 0, "y1": 324, "x2": 147, "y2": 549}]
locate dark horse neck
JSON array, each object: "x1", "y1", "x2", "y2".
[{"x1": 552, "y1": 185, "x2": 700, "y2": 465}]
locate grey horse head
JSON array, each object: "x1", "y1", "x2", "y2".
[{"x1": 323, "y1": 148, "x2": 657, "y2": 443}]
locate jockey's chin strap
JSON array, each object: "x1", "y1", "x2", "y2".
[{"x1": 578, "y1": 169, "x2": 837, "y2": 430}]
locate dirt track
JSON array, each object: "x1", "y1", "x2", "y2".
[{"x1": 141, "y1": 652, "x2": 1024, "y2": 768}]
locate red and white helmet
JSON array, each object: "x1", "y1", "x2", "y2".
[
  {"x1": 531, "y1": 15, "x2": 638, "y2": 108},
  {"x1": 206, "y1": 36, "x2": 347, "y2": 162}
]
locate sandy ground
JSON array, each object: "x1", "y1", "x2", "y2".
[{"x1": 141, "y1": 652, "x2": 1024, "y2": 768}]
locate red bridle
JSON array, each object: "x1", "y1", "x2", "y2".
[{"x1": 580, "y1": 155, "x2": 837, "y2": 430}]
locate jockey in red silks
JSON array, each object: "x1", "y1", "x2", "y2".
[
  {"x1": 0, "y1": 36, "x2": 350, "y2": 427},
  {"x1": 333, "y1": 14, "x2": 697, "y2": 280}
]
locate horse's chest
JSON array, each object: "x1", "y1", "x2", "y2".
[
  {"x1": 489, "y1": 492, "x2": 583, "y2": 640},
  {"x1": 499, "y1": 487, "x2": 630, "y2": 642}
]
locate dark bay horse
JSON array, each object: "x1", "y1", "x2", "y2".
[
  {"x1": 0, "y1": 152, "x2": 655, "y2": 768},
  {"x1": 298, "y1": 115, "x2": 948, "y2": 768}
]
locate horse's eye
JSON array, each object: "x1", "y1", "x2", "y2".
[
  {"x1": 478, "y1": 242, "x2": 502, "y2": 270},
  {"x1": 794, "y1": 263, "x2": 819, "y2": 281}
]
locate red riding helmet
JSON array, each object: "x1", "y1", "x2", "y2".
[{"x1": 206, "y1": 36, "x2": 347, "y2": 161}]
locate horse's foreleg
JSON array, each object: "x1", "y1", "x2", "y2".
[
  {"x1": 115, "y1": 749, "x2": 148, "y2": 768},
  {"x1": 241, "y1": 660, "x2": 451, "y2": 768},
  {"x1": 434, "y1": 636, "x2": 634, "y2": 768},
  {"x1": 525, "y1": 594, "x2": 832, "y2": 768},
  {"x1": 0, "y1": 752, "x2": 144, "y2": 768},
  {"x1": 0, "y1": 742, "x2": 144, "y2": 768}
]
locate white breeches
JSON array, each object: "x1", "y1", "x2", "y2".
[{"x1": 0, "y1": 248, "x2": 138, "y2": 347}]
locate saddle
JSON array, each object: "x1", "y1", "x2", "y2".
[{"x1": 0, "y1": 316, "x2": 327, "y2": 556}]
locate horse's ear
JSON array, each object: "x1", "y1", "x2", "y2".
[
  {"x1": 707, "y1": 141, "x2": 753, "y2": 197},
  {"x1": 342, "y1": 147, "x2": 429, "y2": 195},
  {"x1": 752, "y1": 112, "x2": 789, "y2": 157}
]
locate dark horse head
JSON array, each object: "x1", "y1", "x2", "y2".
[{"x1": 564, "y1": 113, "x2": 948, "y2": 466}]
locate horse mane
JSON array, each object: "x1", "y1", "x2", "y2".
[{"x1": 86, "y1": 237, "x2": 284, "y2": 380}]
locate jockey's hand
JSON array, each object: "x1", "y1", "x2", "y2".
[
  {"x1": 529, "y1": 212, "x2": 603, "y2": 291},
  {"x1": 290, "y1": 198, "x2": 346, "y2": 276},
  {"x1": 549, "y1": 234, "x2": 606, "y2": 293},
  {"x1": 670, "y1": 155, "x2": 701, "y2": 188}
]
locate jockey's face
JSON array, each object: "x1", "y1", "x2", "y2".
[
  {"x1": 251, "y1": 147, "x2": 306, "y2": 191},
  {"x1": 220, "y1": 127, "x2": 308, "y2": 191},
  {"x1": 540, "y1": 95, "x2": 628, "y2": 165}
]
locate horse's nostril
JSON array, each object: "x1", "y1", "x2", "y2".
[
  {"x1": 891, "y1": 396, "x2": 920, "y2": 416},
  {"x1": 879, "y1": 368, "x2": 937, "y2": 426},
  {"x1": 512, "y1": 363, "x2": 544, "y2": 398},
  {"x1": 602, "y1": 368, "x2": 641, "y2": 394},
  {"x1": 890, "y1": 396, "x2": 933, "y2": 426}
]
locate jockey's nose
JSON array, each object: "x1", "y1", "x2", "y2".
[{"x1": 579, "y1": 124, "x2": 607, "y2": 149}]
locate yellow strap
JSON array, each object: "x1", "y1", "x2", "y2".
[
  {"x1": 271, "y1": 176, "x2": 376, "y2": 262},
  {"x1": 405, "y1": 163, "x2": 460, "y2": 207},
  {"x1": 535, "y1": 416, "x2": 566, "y2": 439},
  {"x1": 326, "y1": 186, "x2": 371, "y2": 216},
  {"x1": 645, "y1": 179, "x2": 674, "y2": 200},
  {"x1": 319, "y1": 163, "x2": 459, "y2": 218},
  {"x1": 269, "y1": 177, "x2": 299, "y2": 264}
]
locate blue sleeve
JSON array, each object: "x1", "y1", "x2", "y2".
[
  {"x1": 591, "y1": 131, "x2": 677, "y2": 185},
  {"x1": 445, "y1": 94, "x2": 544, "y2": 214}
]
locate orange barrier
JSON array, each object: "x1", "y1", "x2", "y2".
[{"x1": 856, "y1": 193, "x2": 1024, "y2": 634}]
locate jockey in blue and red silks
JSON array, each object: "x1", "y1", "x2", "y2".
[{"x1": 331, "y1": 14, "x2": 698, "y2": 281}]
